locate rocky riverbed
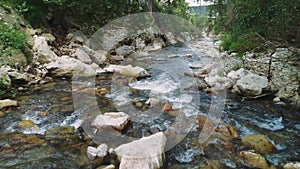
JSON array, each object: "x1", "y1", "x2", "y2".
[{"x1": 0, "y1": 26, "x2": 300, "y2": 169}]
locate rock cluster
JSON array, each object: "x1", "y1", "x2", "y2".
[{"x1": 244, "y1": 47, "x2": 300, "y2": 106}]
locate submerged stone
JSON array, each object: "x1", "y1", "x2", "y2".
[
  {"x1": 241, "y1": 134, "x2": 275, "y2": 154},
  {"x1": 18, "y1": 120, "x2": 35, "y2": 128}
]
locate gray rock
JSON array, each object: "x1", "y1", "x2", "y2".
[
  {"x1": 87, "y1": 146, "x2": 98, "y2": 160},
  {"x1": 91, "y1": 50, "x2": 107, "y2": 65},
  {"x1": 41, "y1": 33, "x2": 56, "y2": 43},
  {"x1": 69, "y1": 30, "x2": 88, "y2": 45},
  {"x1": 91, "y1": 112, "x2": 131, "y2": 131},
  {"x1": 227, "y1": 68, "x2": 250, "y2": 81},
  {"x1": 110, "y1": 55, "x2": 124, "y2": 61},
  {"x1": 104, "y1": 65, "x2": 150, "y2": 78},
  {"x1": 114, "y1": 132, "x2": 167, "y2": 169},
  {"x1": 116, "y1": 45, "x2": 134, "y2": 56},
  {"x1": 45, "y1": 55, "x2": 96, "y2": 77},
  {"x1": 33, "y1": 36, "x2": 58, "y2": 64},
  {"x1": 189, "y1": 61, "x2": 203, "y2": 69},
  {"x1": 234, "y1": 74, "x2": 268, "y2": 96},
  {"x1": 75, "y1": 48, "x2": 92, "y2": 64},
  {"x1": 204, "y1": 75, "x2": 234, "y2": 90},
  {"x1": 144, "y1": 38, "x2": 165, "y2": 52},
  {"x1": 87, "y1": 143, "x2": 108, "y2": 160}
]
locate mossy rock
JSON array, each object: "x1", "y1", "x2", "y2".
[
  {"x1": 241, "y1": 134, "x2": 275, "y2": 154},
  {"x1": 18, "y1": 120, "x2": 35, "y2": 128}
]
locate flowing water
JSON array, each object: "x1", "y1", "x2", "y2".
[{"x1": 0, "y1": 38, "x2": 299, "y2": 168}]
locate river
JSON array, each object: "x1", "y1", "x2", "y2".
[{"x1": 0, "y1": 37, "x2": 299, "y2": 169}]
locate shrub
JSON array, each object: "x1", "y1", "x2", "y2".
[{"x1": 0, "y1": 22, "x2": 27, "y2": 56}]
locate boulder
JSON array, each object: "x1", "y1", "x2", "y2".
[
  {"x1": 116, "y1": 45, "x2": 134, "y2": 56},
  {"x1": 104, "y1": 65, "x2": 150, "y2": 78},
  {"x1": 91, "y1": 50, "x2": 107, "y2": 65},
  {"x1": 75, "y1": 48, "x2": 92, "y2": 64},
  {"x1": 33, "y1": 36, "x2": 58, "y2": 64},
  {"x1": 91, "y1": 112, "x2": 131, "y2": 132},
  {"x1": 239, "y1": 150, "x2": 275, "y2": 169},
  {"x1": 114, "y1": 132, "x2": 167, "y2": 169},
  {"x1": 0, "y1": 99, "x2": 18, "y2": 109},
  {"x1": 227, "y1": 68, "x2": 250, "y2": 81},
  {"x1": 45, "y1": 55, "x2": 98, "y2": 77},
  {"x1": 234, "y1": 73, "x2": 268, "y2": 96},
  {"x1": 87, "y1": 143, "x2": 108, "y2": 160},
  {"x1": 204, "y1": 75, "x2": 233, "y2": 90},
  {"x1": 241, "y1": 134, "x2": 275, "y2": 154}
]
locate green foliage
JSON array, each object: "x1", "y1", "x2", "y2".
[
  {"x1": 205, "y1": 0, "x2": 300, "y2": 54},
  {"x1": 221, "y1": 31, "x2": 264, "y2": 54},
  {"x1": 0, "y1": 21, "x2": 27, "y2": 56}
]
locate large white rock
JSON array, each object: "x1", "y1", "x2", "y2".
[
  {"x1": 33, "y1": 36, "x2": 58, "y2": 64},
  {"x1": 91, "y1": 112, "x2": 131, "y2": 131},
  {"x1": 204, "y1": 75, "x2": 234, "y2": 90},
  {"x1": 45, "y1": 55, "x2": 98, "y2": 77},
  {"x1": 114, "y1": 132, "x2": 167, "y2": 169},
  {"x1": 104, "y1": 65, "x2": 150, "y2": 78},
  {"x1": 234, "y1": 73, "x2": 268, "y2": 96},
  {"x1": 227, "y1": 68, "x2": 250, "y2": 81},
  {"x1": 0, "y1": 99, "x2": 18, "y2": 109}
]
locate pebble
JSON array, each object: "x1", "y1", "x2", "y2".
[
  {"x1": 273, "y1": 97, "x2": 280, "y2": 103},
  {"x1": 99, "y1": 88, "x2": 108, "y2": 95},
  {"x1": 135, "y1": 102, "x2": 143, "y2": 108},
  {"x1": 184, "y1": 54, "x2": 193, "y2": 58},
  {"x1": 38, "y1": 112, "x2": 48, "y2": 117},
  {"x1": 162, "y1": 104, "x2": 172, "y2": 112}
]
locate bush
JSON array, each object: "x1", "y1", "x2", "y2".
[
  {"x1": 221, "y1": 31, "x2": 265, "y2": 55},
  {"x1": 0, "y1": 22, "x2": 27, "y2": 56}
]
